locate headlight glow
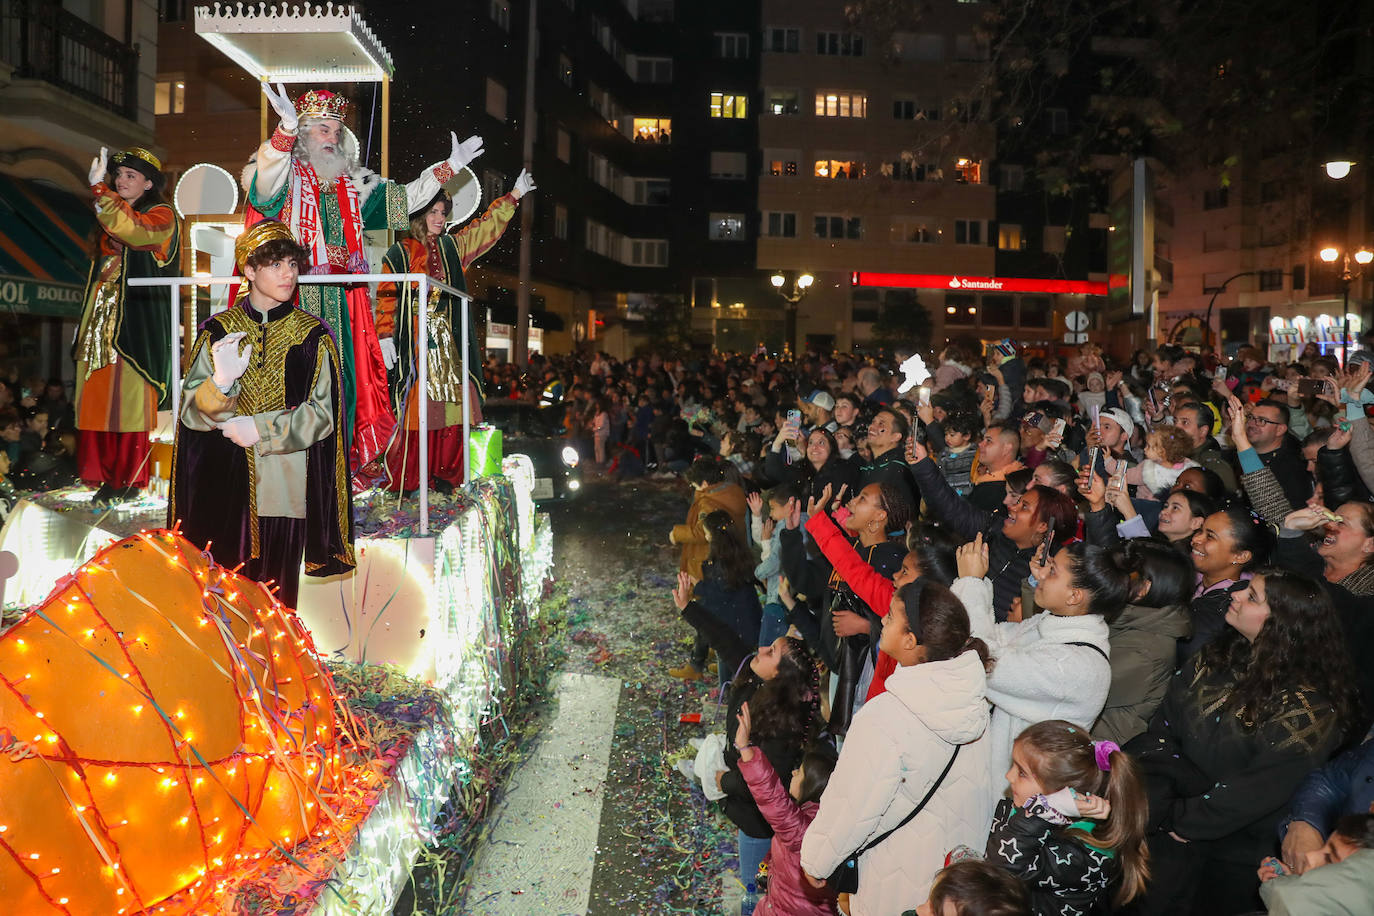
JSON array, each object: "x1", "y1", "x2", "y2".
[{"x1": 561, "y1": 446, "x2": 580, "y2": 467}]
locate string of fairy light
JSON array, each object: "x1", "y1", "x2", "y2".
[{"x1": 0, "y1": 527, "x2": 355, "y2": 914}]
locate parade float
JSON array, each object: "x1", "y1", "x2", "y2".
[{"x1": 0, "y1": 4, "x2": 553, "y2": 913}]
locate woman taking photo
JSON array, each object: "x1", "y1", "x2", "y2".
[
  {"x1": 800, "y1": 580, "x2": 995, "y2": 914},
  {"x1": 954, "y1": 536, "x2": 1131, "y2": 793},
  {"x1": 765, "y1": 425, "x2": 859, "y2": 502},
  {"x1": 1126, "y1": 569, "x2": 1359, "y2": 914}
]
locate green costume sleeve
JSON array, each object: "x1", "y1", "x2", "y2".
[{"x1": 362, "y1": 180, "x2": 410, "y2": 231}]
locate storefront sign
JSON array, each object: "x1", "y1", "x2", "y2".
[
  {"x1": 851, "y1": 272, "x2": 1109, "y2": 296},
  {"x1": 0, "y1": 275, "x2": 84, "y2": 318}
]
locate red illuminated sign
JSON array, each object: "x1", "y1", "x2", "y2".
[{"x1": 850, "y1": 272, "x2": 1109, "y2": 296}]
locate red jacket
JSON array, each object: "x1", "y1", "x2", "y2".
[
  {"x1": 738, "y1": 752, "x2": 839, "y2": 916},
  {"x1": 805, "y1": 510, "x2": 900, "y2": 701}
]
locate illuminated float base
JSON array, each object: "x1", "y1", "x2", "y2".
[{"x1": 0, "y1": 456, "x2": 554, "y2": 914}]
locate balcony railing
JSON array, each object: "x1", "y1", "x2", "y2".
[{"x1": 1, "y1": 0, "x2": 139, "y2": 119}]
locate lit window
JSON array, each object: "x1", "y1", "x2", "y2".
[
  {"x1": 815, "y1": 92, "x2": 867, "y2": 118},
  {"x1": 997, "y1": 224, "x2": 1023, "y2": 250},
  {"x1": 155, "y1": 79, "x2": 185, "y2": 115},
  {"x1": 710, "y1": 93, "x2": 748, "y2": 119},
  {"x1": 766, "y1": 88, "x2": 800, "y2": 116},
  {"x1": 632, "y1": 117, "x2": 671, "y2": 144},
  {"x1": 814, "y1": 158, "x2": 864, "y2": 180},
  {"x1": 709, "y1": 213, "x2": 747, "y2": 240},
  {"x1": 954, "y1": 158, "x2": 982, "y2": 183},
  {"x1": 554, "y1": 204, "x2": 568, "y2": 240},
  {"x1": 765, "y1": 149, "x2": 800, "y2": 176}
]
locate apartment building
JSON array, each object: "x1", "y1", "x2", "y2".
[{"x1": 751, "y1": 0, "x2": 996, "y2": 352}]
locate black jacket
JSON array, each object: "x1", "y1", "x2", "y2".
[
  {"x1": 1256, "y1": 440, "x2": 1314, "y2": 509},
  {"x1": 1126, "y1": 655, "x2": 1345, "y2": 867},
  {"x1": 718, "y1": 673, "x2": 807, "y2": 839},
  {"x1": 986, "y1": 797, "x2": 1120, "y2": 916},
  {"x1": 859, "y1": 448, "x2": 919, "y2": 520},
  {"x1": 1317, "y1": 443, "x2": 1371, "y2": 507},
  {"x1": 911, "y1": 457, "x2": 1033, "y2": 620},
  {"x1": 1179, "y1": 580, "x2": 1248, "y2": 664}
]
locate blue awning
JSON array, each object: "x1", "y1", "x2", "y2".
[{"x1": 0, "y1": 173, "x2": 97, "y2": 318}]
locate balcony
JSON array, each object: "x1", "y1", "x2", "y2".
[{"x1": 1, "y1": 0, "x2": 138, "y2": 119}]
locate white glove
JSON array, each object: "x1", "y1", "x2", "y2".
[
  {"x1": 261, "y1": 81, "x2": 298, "y2": 132},
  {"x1": 512, "y1": 168, "x2": 537, "y2": 199},
  {"x1": 88, "y1": 147, "x2": 109, "y2": 186},
  {"x1": 447, "y1": 132, "x2": 484, "y2": 172},
  {"x1": 219, "y1": 416, "x2": 261, "y2": 448},
  {"x1": 379, "y1": 337, "x2": 397, "y2": 371},
  {"x1": 210, "y1": 331, "x2": 252, "y2": 390}
]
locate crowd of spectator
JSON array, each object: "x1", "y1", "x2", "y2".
[
  {"x1": 0, "y1": 366, "x2": 78, "y2": 523},
  {"x1": 494, "y1": 339, "x2": 1374, "y2": 916}
]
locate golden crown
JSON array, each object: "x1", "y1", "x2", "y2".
[
  {"x1": 295, "y1": 89, "x2": 349, "y2": 121},
  {"x1": 112, "y1": 147, "x2": 162, "y2": 172},
  {"x1": 235, "y1": 220, "x2": 301, "y2": 272}
]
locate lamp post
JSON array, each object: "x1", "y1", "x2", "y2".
[
  {"x1": 1318, "y1": 246, "x2": 1373, "y2": 363},
  {"x1": 770, "y1": 271, "x2": 814, "y2": 354}
]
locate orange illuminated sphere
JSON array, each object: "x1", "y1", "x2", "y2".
[{"x1": 0, "y1": 531, "x2": 343, "y2": 914}]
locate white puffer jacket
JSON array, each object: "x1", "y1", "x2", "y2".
[
  {"x1": 952, "y1": 575, "x2": 1111, "y2": 798},
  {"x1": 800, "y1": 650, "x2": 993, "y2": 916}
]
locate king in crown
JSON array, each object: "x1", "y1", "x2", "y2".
[{"x1": 241, "y1": 83, "x2": 486, "y2": 474}]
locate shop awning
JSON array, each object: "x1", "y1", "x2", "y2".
[{"x1": 0, "y1": 174, "x2": 96, "y2": 318}]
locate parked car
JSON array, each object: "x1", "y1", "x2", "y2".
[{"x1": 479, "y1": 399, "x2": 582, "y2": 501}]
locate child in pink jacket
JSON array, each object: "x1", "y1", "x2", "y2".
[{"x1": 736, "y1": 702, "x2": 840, "y2": 916}]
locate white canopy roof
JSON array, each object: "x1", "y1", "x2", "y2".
[{"x1": 194, "y1": 2, "x2": 394, "y2": 83}]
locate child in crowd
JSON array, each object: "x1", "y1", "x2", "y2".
[
  {"x1": 986, "y1": 720, "x2": 1149, "y2": 915},
  {"x1": 750, "y1": 483, "x2": 803, "y2": 646},
  {"x1": 1124, "y1": 424, "x2": 1198, "y2": 496},
  {"x1": 679, "y1": 509, "x2": 762, "y2": 682},
  {"x1": 735, "y1": 702, "x2": 839, "y2": 916},
  {"x1": 938, "y1": 412, "x2": 982, "y2": 498},
  {"x1": 916, "y1": 860, "x2": 1032, "y2": 916},
  {"x1": 1259, "y1": 813, "x2": 1374, "y2": 915}
]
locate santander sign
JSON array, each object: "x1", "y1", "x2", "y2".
[{"x1": 852, "y1": 272, "x2": 1108, "y2": 296}]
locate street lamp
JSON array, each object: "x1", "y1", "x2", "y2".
[
  {"x1": 1318, "y1": 246, "x2": 1373, "y2": 363},
  {"x1": 1325, "y1": 160, "x2": 1355, "y2": 180},
  {"x1": 769, "y1": 271, "x2": 814, "y2": 353}
]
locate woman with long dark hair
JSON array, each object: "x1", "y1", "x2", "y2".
[
  {"x1": 74, "y1": 148, "x2": 181, "y2": 503},
  {"x1": 1126, "y1": 569, "x2": 1360, "y2": 914},
  {"x1": 675, "y1": 508, "x2": 761, "y2": 681},
  {"x1": 764, "y1": 425, "x2": 859, "y2": 501},
  {"x1": 1093, "y1": 539, "x2": 1194, "y2": 744}
]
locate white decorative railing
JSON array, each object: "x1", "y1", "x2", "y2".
[{"x1": 127, "y1": 273, "x2": 470, "y2": 536}]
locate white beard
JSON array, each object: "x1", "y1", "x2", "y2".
[{"x1": 296, "y1": 133, "x2": 350, "y2": 186}]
